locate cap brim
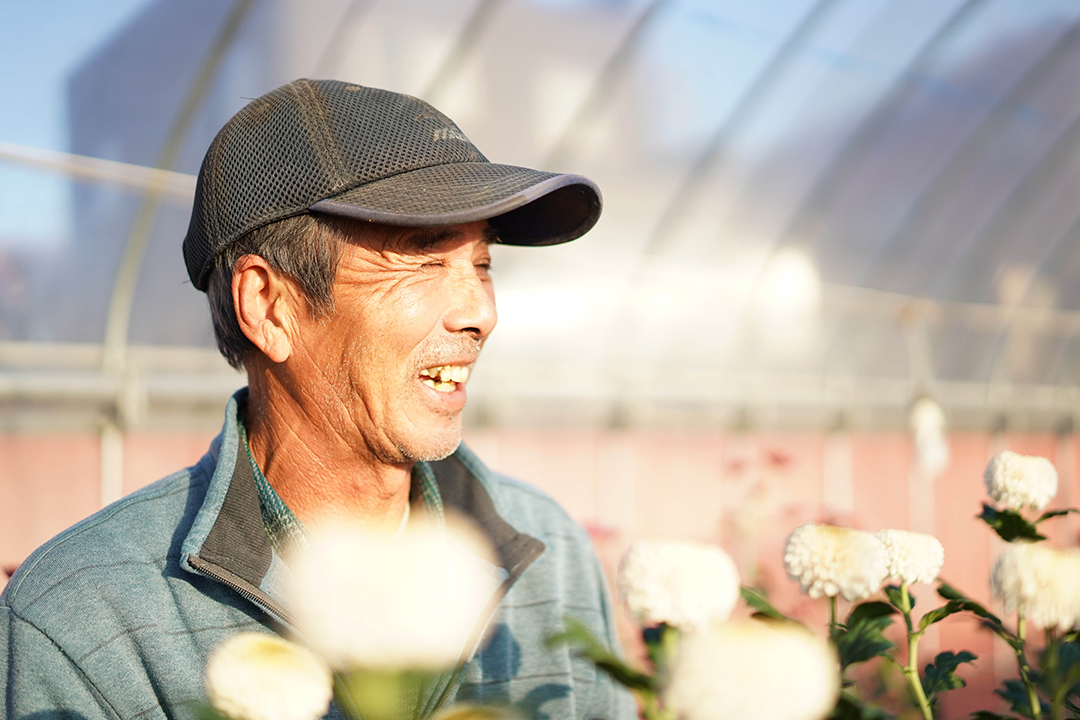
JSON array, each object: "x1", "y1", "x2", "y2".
[{"x1": 309, "y1": 162, "x2": 601, "y2": 246}]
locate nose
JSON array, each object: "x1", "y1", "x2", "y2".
[{"x1": 444, "y1": 266, "x2": 497, "y2": 340}]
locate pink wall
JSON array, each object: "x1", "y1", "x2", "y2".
[
  {"x1": 0, "y1": 430, "x2": 216, "y2": 578},
  {"x1": 465, "y1": 428, "x2": 1079, "y2": 718},
  {"x1": 3, "y1": 427, "x2": 1076, "y2": 718}
]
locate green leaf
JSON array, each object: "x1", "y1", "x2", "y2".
[
  {"x1": 919, "y1": 599, "x2": 968, "y2": 632},
  {"x1": 1055, "y1": 639, "x2": 1080, "y2": 674},
  {"x1": 936, "y1": 581, "x2": 1015, "y2": 645},
  {"x1": 847, "y1": 601, "x2": 897, "y2": 625},
  {"x1": 592, "y1": 658, "x2": 656, "y2": 693},
  {"x1": 937, "y1": 580, "x2": 967, "y2": 602},
  {"x1": 997, "y1": 678, "x2": 1049, "y2": 718},
  {"x1": 922, "y1": 651, "x2": 977, "y2": 703},
  {"x1": 740, "y1": 586, "x2": 796, "y2": 622},
  {"x1": 828, "y1": 692, "x2": 896, "y2": 720},
  {"x1": 933, "y1": 582, "x2": 992, "y2": 621},
  {"x1": 1036, "y1": 508, "x2": 1078, "y2": 524},
  {"x1": 546, "y1": 617, "x2": 656, "y2": 691},
  {"x1": 969, "y1": 712, "x2": 1020, "y2": 720},
  {"x1": 1037, "y1": 640, "x2": 1080, "y2": 700},
  {"x1": 833, "y1": 607, "x2": 896, "y2": 671},
  {"x1": 979, "y1": 504, "x2": 1047, "y2": 542},
  {"x1": 883, "y1": 585, "x2": 912, "y2": 611}
]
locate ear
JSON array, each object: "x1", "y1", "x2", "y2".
[{"x1": 233, "y1": 255, "x2": 300, "y2": 363}]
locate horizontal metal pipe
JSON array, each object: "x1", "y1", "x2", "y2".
[{"x1": 0, "y1": 141, "x2": 196, "y2": 200}]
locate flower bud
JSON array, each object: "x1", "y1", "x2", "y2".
[
  {"x1": 875, "y1": 529, "x2": 944, "y2": 585},
  {"x1": 205, "y1": 633, "x2": 332, "y2": 720},
  {"x1": 618, "y1": 540, "x2": 740, "y2": 631},
  {"x1": 664, "y1": 619, "x2": 839, "y2": 720},
  {"x1": 984, "y1": 451, "x2": 1058, "y2": 511},
  {"x1": 783, "y1": 524, "x2": 887, "y2": 601},
  {"x1": 288, "y1": 515, "x2": 497, "y2": 670},
  {"x1": 991, "y1": 543, "x2": 1080, "y2": 631}
]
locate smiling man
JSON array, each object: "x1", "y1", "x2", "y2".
[
  {"x1": 1, "y1": 80, "x2": 635, "y2": 720},
  {"x1": 233, "y1": 219, "x2": 498, "y2": 528}
]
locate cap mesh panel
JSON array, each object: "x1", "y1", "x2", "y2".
[{"x1": 182, "y1": 79, "x2": 599, "y2": 290}]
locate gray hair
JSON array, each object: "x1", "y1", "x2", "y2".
[{"x1": 205, "y1": 213, "x2": 357, "y2": 369}]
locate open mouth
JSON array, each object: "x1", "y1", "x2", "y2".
[{"x1": 419, "y1": 365, "x2": 471, "y2": 393}]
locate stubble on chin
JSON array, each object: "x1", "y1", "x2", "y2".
[{"x1": 396, "y1": 436, "x2": 462, "y2": 463}]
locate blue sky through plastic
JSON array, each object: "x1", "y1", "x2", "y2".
[{"x1": 0, "y1": 0, "x2": 151, "y2": 247}]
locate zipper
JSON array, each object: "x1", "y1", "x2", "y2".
[
  {"x1": 187, "y1": 554, "x2": 297, "y2": 629},
  {"x1": 427, "y1": 570, "x2": 521, "y2": 717},
  {"x1": 428, "y1": 537, "x2": 547, "y2": 715}
]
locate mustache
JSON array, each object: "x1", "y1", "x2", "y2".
[{"x1": 412, "y1": 336, "x2": 484, "y2": 370}]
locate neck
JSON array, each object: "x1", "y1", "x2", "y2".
[{"x1": 242, "y1": 369, "x2": 413, "y2": 533}]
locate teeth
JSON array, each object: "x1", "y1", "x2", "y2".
[
  {"x1": 419, "y1": 365, "x2": 470, "y2": 389},
  {"x1": 420, "y1": 378, "x2": 456, "y2": 393}
]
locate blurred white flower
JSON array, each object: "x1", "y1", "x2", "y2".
[
  {"x1": 991, "y1": 543, "x2": 1080, "y2": 631},
  {"x1": 288, "y1": 517, "x2": 498, "y2": 670},
  {"x1": 984, "y1": 450, "x2": 1058, "y2": 511},
  {"x1": 909, "y1": 397, "x2": 950, "y2": 477},
  {"x1": 875, "y1": 529, "x2": 945, "y2": 585},
  {"x1": 205, "y1": 632, "x2": 332, "y2": 720},
  {"x1": 783, "y1": 524, "x2": 887, "y2": 601},
  {"x1": 618, "y1": 539, "x2": 740, "y2": 631},
  {"x1": 664, "y1": 619, "x2": 839, "y2": 720}
]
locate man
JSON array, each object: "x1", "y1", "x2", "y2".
[{"x1": 0, "y1": 80, "x2": 634, "y2": 720}]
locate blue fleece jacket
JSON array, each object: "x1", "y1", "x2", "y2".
[{"x1": 1, "y1": 392, "x2": 635, "y2": 720}]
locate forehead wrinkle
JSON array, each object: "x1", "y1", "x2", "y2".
[
  {"x1": 404, "y1": 227, "x2": 464, "y2": 252},
  {"x1": 341, "y1": 224, "x2": 493, "y2": 267}
]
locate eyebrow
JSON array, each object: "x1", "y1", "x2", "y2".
[{"x1": 406, "y1": 225, "x2": 501, "y2": 250}]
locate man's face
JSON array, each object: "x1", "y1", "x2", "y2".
[{"x1": 290, "y1": 220, "x2": 496, "y2": 464}]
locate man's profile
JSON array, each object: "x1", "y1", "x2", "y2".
[{"x1": 0, "y1": 79, "x2": 634, "y2": 720}]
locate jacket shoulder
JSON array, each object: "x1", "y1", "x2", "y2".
[
  {"x1": 485, "y1": 471, "x2": 590, "y2": 539},
  {"x1": 2, "y1": 459, "x2": 211, "y2": 617}
]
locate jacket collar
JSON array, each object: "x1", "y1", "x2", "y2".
[{"x1": 180, "y1": 389, "x2": 545, "y2": 627}]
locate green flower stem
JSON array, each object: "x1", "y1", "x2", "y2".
[
  {"x1": 641, "y1": 690, "x2": 672, "y2": 720},
  {"x1": 829, "y1": 595, "x2": 838, "y2": 638},
  {"x1": 1015, "y1": 607, "x2": 1043, "y2": 720},
  {"x1": 1050, "y1": 661, "x2": 1080, "y2": 720},
  {"x1": 334, "y1": 668, "x2": 430, "y2": 720},
  {"x1": 1043, "y1": 629, "x2": 1080, "y2": 720},
  {"x1": 640, "y1": 625, "x2": 680, "y2": 720},
  {"x1": 898, "y1": 583, "x2": 935, "y2": 720},
  {"x1": 1046, "y1": 629, "x2": 1062, "y2": 720}
]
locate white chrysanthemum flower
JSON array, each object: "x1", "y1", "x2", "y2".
[
  {"x1": 288, "y1": 517, "x2": 498, "y2": 670},
  {"x1": 875, "y1": 529, "x2": 945, "y2": 585},
  {"x1": 991, "y1": 543, "x2": 1080, "y2": 630},
  {"x1": 618, "y1": 540, "x2": 740, "y2": 631},
  {"x1": 664, "y1": 619, "x2": 839, "y2": 720},
  {"x1": 984, "y1": 450, "x2": 1058, "y2": 511},
  {"x1": 205, "y1": 633, "x2": 332, "y2": 720},
  {"x1": 783, "y1": 524, "x2": 888, "y2": 601}
]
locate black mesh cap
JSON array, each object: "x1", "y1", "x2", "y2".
[{"x1": 182, "y1": 79, "x2": 602, "y2": 291}]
